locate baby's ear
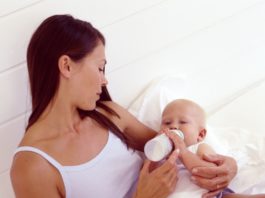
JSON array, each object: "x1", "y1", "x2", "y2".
[{"x1": 197, "y1": 128, "x2": 207, "y2": 142}]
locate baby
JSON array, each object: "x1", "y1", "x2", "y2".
[{"x1": 161, "y1": 99, "x2": 265, "y2": 198}]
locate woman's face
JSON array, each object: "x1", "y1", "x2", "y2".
[{"x1": 70, "y1": 42, "x2": 108, "y2": 110}]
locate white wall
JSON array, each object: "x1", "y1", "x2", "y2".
[{"x1": 1, "y1": 0, "x2": 265, "y2": 197}]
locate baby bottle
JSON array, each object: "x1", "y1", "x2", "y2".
[{"x1": 144, "y1": 129, "x2": 184, "y2": 161}]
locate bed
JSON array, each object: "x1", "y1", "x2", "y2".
[{"x1": 127, "y1": 75, "x2": 265, "y2": 195}]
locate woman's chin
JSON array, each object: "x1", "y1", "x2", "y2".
[
  {"x1": 88, "y1": 102, "x2": 97, "y2": 111},
  {"x1": 79, "y1": 103, "x2": 97, "y2": 111}
]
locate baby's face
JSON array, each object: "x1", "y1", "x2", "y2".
[{"x1": 161, "y1": 100, "x2": 205, "y2": 146}]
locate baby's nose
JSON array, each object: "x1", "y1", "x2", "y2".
[{"x1": 169, "y1": 126, "x2": 178, "y2": 131}]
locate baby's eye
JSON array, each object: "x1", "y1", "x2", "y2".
[
  {"x1": 179, "y1": 120, "x2": 188, "y2": 124},
  {"x1": 163, "y1": 121, "x2": 171, "y2": 125}
]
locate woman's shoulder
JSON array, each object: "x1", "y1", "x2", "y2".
[
  {"x1": 12, "y1": 148, "x2": 51, "y2": 173},
  {"x1": 98, "y1": 101, "x2": 129, "y2": 129},
  {"x1": 12, "y1": 123, "x2": 65, "y2": 195},
  {"x1": 13, "y1": 126, "x2": 57, "y2": 174},
  {"x1": 100, "y1": 101, "x2": 125, "y2": 111},
  {"x1": 11, "y1": 147, "x2": 54, "y2": 184},
  {"x1": 99, "y1": 101, "x2": 130, "y2": 120},
  {"x1": 11, "y1": 149, "x2": 63, "y2": 196}
]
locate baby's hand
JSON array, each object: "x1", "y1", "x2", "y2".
[
  {"x1": 164, "y1": 130, "x2": 186, "y2": 152},
  {"x1": 158, "y1": 128, "x2": 168, "y2": 135}
]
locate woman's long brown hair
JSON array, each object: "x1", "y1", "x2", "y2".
[{"x1": 26, "y1": 15, "x2": 135, "y2": 148}]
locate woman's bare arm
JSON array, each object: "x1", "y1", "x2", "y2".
[{"x1": 100, "y1": 101, "x2": 157, "y2": 151}]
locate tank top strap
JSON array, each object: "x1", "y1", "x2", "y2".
[
  {"x1": 14, "y1": 146, "x2": 63, "y2": 169},
  {"x1": 14, "y1": 146, "x2": 72, "y2": 198}
]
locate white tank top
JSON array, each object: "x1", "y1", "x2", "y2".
[{"x1": 14, "y1": 132, "x2": 143, "y2": 198}]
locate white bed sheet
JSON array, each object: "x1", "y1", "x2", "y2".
[
  {"x1": 128, "y1": 75, "x2": 265, "y2": 194},
  {"x1": 208, "y1": 81, "x2": 265, "y2": 194}
]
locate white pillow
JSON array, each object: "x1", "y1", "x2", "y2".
[{"x1": 129, "y1": 75, "x2": 194, "y2": 131}]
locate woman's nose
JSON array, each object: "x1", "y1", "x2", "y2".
[{"x1": 101, "y1": 75, "x2": 108, "y2": 86}]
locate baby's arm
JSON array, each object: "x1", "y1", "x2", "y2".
[
  {"x1": 179, "y1": 143, "x2": 217, "y2": 174},
  {"x1": 166, "y1": 130, "x2": 217, "y2": 174}
]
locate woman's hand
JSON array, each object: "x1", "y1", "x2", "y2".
[
  {"x1": 133, "y1": 150, "x2": 179, "y2": 198},
  {"x1": 191, "y1": 154, "x2": 237, "y2": 198}
]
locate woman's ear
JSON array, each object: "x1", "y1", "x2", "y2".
[
  {"x1": 58, "y1": 55, "x2": 72, "y2": 78},
  {"x1": 197, "y1": 128, "x2": 207, "y2": 142}
]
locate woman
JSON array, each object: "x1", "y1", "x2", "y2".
[{"x1": 10, "y1": 14, "x2": 237, "y2": 198}]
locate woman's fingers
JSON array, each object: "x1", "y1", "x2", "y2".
[
  {"x1": 153, "y1": 149, "x2": 179, "y2": 174},
  {"x1": 168, "y1": 149, "x2": 179, "y2": 164},
  {"x1": 141, "y1": 159, "x2": 151, "y2": 174},
  {"x1": 136, "y1": 145, "x2": 179, "y2": 198},
  {"x1": 191, "y1": 174, "x2": 229, "y2": 191},
  {"x1": 202, "y1": 154, "x2": 224, "y2": 165},
  {"x1": 155, "y1": 163, "x2": 178, "y2": 193},
  {"x1": 191, "y1": 153, "x2": 237, "y2": 191},
  {"x1": 149, "y1": 150, "x2": 179, "y2": 193},
  {"x1": 192, "y1": 165, "x2": 226, "y2": 178},
  {"x1": 202, "y1": 189, "x2": 223, "y2": 198},
  {"x1": 167, "y1": 165, "x2": 179, "y2": 192},
  {"x1": 200, "y1": 154, "x2": 237, "y2": 177},
  {"x1": 161, "y1": 160, "x2": 178, "y2": 193},
  {"x1": 136, "y1": 150, "x2": 180, "y2": 198}
]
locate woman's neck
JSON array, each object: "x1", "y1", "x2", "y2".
[{"x1": 37, "y1": 95, "x2": 82, "y2": 135}]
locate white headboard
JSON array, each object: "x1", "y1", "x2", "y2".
[{"x1": 1, "y1": 0, "x2": 265, "y2": 197}]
